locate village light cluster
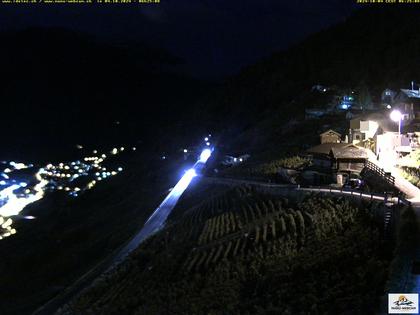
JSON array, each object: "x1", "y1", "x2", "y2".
[
  {"x1": 0, "y1": 136, "x2": 213, "y2": 242},
  {"x1": 41, "y1": 147, "x2": 126, "y2": 197},
  {"x1": 0, "y1": 146, "x2": 130, "y2": 241},
  {"x1": 0, "y1": 216, "x2": 16, "y2": 240},
  {"x1": 2, "y1": 161, "x2": 32, "y2": 174},
  {"x1": 0, "y1": 171, "x2": 48, "y2": 240}
]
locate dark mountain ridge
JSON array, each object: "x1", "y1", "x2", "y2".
[
  {"x1": 0, "y1": 27, "x2": 210, "y2": 162},
  {"x1": 212, "y1": 6, "x2": 420, "y2": 141}
]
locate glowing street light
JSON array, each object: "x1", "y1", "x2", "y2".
[
  {"x1": 390, "y1": 110, "x2": 402, "y2": 134},
  {"x1": 185, "y1": 168, "x2": 197, "y2": 178},
  {"x1": 199, "y1": 148, "x2": 212, "y2": 163}
]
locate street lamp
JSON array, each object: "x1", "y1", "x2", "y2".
[
  {"x1": 390, "y1": 109, "x2": 402, "y2": 135},
  {"x1": 199, "y1": 148, "x2": 212, "y2": 163}
]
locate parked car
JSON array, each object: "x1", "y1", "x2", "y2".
[{"x1": 344, "y1": 178, "x2": 363, "y2": 189}]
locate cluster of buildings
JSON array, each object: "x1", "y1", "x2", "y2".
[
  {"x1": 303, "y1": 83, "x2": 420, "y2": 186},
  {"x1": 306, "y1": 83, "x2": 420, "y2": 123},
  {"x1": 41, "y1": 148, "x2": 126, "y2": 196},
  {"x1": 305, "y1": 130, "x2": 368, "y2": 185},
  {"x1": 0, "y1": 146, "x2": 130, "y2": 240},
  {"x1": 382, "y1": 86, "x2": 420, "y2": 122}
]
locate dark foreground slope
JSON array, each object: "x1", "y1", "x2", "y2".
[
  {"x1": 0, "y1": 151, "x2": 195, "y2": 315},
  {"x1": 59, "y1": 182, "x2": 393, "y2": 314}
]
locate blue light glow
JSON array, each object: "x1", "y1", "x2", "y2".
[
  {"x1": 185, "y1": 168, "x2": 197, "y2": 178},
  {"x1": 199, "y1": 148, "x2": 212, "y2": 163}
]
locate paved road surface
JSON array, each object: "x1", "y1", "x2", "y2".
[
  {"x1": 364, "y1": 148, "x2": 420, "y2": 200},
  {"x1": 204, "y1": 176, "x2": 406, "y2": 204},
  {"x1": 109, "y1": 166, "x2": 199, "y2": 267}
]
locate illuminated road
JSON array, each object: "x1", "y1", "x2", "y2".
[
  {"x1": 203, "y1": 176, "x2": 406, "y2": 204},
  {"x1": 0, "y1": 171, "x2": 48, "y2": 217},
  {"x1": 110, "y1": 149, "x2": 212, "y2": 266},
  {"x1": 364, "y1": 148, "x2": 420, "y2": 200},
  {"x1": 109, "y1": 170, "x2": 198, "y2": 266}
]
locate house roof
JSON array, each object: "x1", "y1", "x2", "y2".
[
  {"x1": 400, "y1": 89, "x2": 420, "y2": 99},
  {"x1": 331, "y1": 145, "x2": 368, "y2": 159},
  {"x1": 307, "y1": 143, "x2": 367, "y2": 159},
  {"x1": 320, "y1": 129, "x2": 341, "y2": 137},
  {"x1": 307, "y1": 143, "x2": 349, "y2": 155}
]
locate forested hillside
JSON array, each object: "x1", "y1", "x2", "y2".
[{"x1": 209, "y1": 7, "x2": 420, "y2": 134}]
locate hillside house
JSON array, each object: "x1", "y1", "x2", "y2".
[
  {"x1": 394, "y1": 88, "x2": 420, "y2": 121},
  {"x1": 320, "y1": 129, "x2": 341, "y2": 144},
  {"x1": 349, "y1": 118, "x2": 379, "y2": 143},
  {"x1": 406, "y1": 132, "x2": 420, "y2": 149},
  {"x1": 307, "y1": 143, "x2": 368, "y2": 174},
  {"x1": 376, "y1": 132, "x2": 412, "y2": 159},
  {"x1": 337, "y1": 95, "x2": 355, "y2": 110},
  {"x1": 311, "y1": 84, "x2": 328, "y2": 92},
  {"x1": 381, "y1": 88, "x2": 397, "y2": 106}
]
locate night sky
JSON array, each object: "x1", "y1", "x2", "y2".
[{"x1": 0, "y1": 0, "x2": 358, "y2": 77}]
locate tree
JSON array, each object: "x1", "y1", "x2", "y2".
[{"x1": 357, "y1": 82, "x2": 373, "y2": 110}]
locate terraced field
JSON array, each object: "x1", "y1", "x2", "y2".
[{"x1": 58, "y1": 184, "x2": 396, "y2": 315}]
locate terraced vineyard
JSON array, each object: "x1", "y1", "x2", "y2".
[
  {"x1": 59, "y1": 184, "x2": 395, "y2": 315},
  {"x1": 221, "y1": 155, "x2": 311, "y2": 180},
  {"x1": 399, "y1": 166, "x2": 420, "y2": 189}
]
